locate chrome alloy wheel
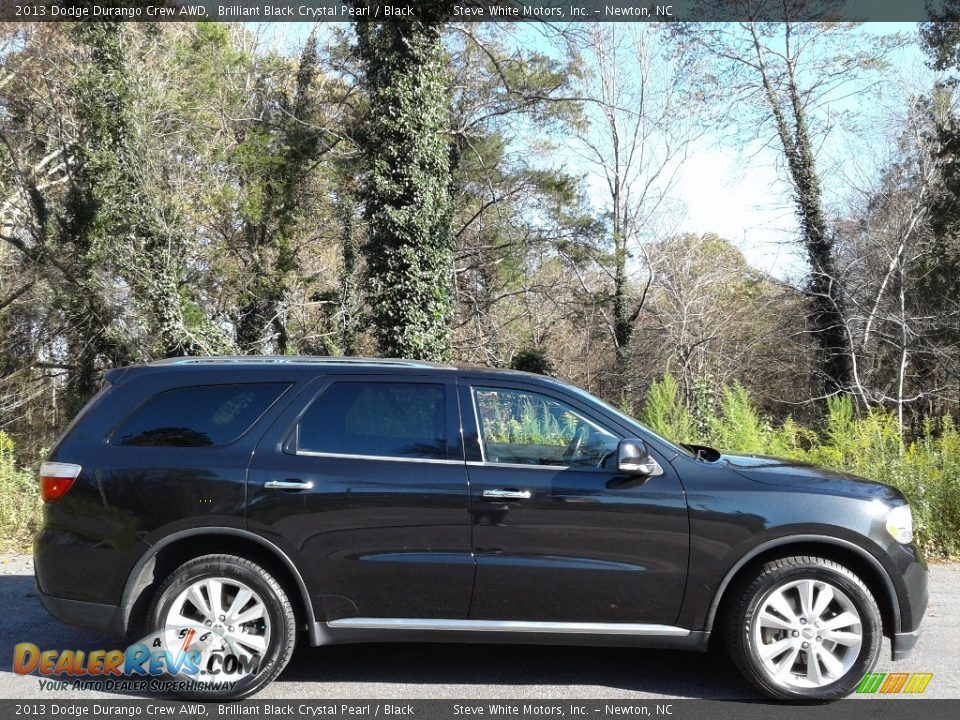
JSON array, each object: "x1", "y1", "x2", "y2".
[
  {"x1": 162, "y1": 576, "x2": 271, "y2": 684},
  {"x1": 751, "y1": 578, "x2": 863, "y2": 689}
]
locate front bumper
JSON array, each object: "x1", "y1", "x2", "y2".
[
  {"x1": 892, "y1": 628, "x2": 922, "y2": 660},
  {"x1": 884, "y1": 539, "x2": 927, "y2": 660},
  {"x1": 36, "y1": 583, "x2": 117, "y2": 634}
]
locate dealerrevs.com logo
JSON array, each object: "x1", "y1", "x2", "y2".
[
  {"x1": 12, "y1": 625, "x2": 259, "y2": 693},
  {"x1": 857, "y1": 672, "x2": 934, "y2": 694}
]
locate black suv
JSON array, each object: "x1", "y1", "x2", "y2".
[{"x1": 35, "y1": 357, "x2": 927, "y2": 701}]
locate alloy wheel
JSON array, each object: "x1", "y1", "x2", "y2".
[
  {"x1": 751, "y1": 578, "x2": 863, "y2": 689},
  {"x1": 162, "y1": 576, "x2": 271, "y2": 684}
]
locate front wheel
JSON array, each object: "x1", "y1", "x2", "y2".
[
  {"x1": 725, "y1": 555, "x2": 882, "y2": 701},
  {"x1": 146, "y1": 554, "x2": 296, "y2": 700}
]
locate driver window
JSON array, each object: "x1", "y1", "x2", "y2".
[{"x1": 472, "y1": 386, "x2": 619, "y2": 468}]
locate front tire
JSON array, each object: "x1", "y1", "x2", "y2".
[
  {"x1": 147, "y1": 554, "x2": 296, "y2": 700},
  {"x1": 725, "y1": 555, "x2": 882, "y2": 701}
]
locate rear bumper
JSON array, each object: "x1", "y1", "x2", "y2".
[{"x1": 36, "y1": 583, "x2": 117, "y2": 634}]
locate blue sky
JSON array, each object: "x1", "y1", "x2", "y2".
[
  {"x1": 254, "y1": 21, "x2": 937, "y2": 281},
  {"x1": 671, "y1": 22, "x2": 934, "y2": 281}
]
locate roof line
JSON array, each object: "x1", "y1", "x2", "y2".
[{"x1": 147, "y1": 355, "x2": 455, "y2": 369}]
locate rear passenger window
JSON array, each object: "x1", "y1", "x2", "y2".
[
  {"x1": 112, "y1": 383, "x2": 290, "y2": 447},
  {"x1": 298, "y1": 382, "x2": 447, "y2": 460}
]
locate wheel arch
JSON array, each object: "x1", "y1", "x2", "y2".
[
  {"x1": 116, "y1": 528, "x2": 317, "y2": 644},
  {"x1": 705, "y1": 535, "x2": 901, "y2": 638}
]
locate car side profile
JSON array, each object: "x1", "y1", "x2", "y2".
[{"x1": 34, "y1": 357, "x2": 927, "y2": 701}]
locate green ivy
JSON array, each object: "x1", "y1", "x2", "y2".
[{"x1": 356, "y1": 2, "x2": 456, "y2": 361}]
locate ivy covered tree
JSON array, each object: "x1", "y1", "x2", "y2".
[
  {"x1": 52, "y1": 23, "x2": 236, "y2": 414},
  {"x1": 355, "y1": 1, "x2": 456, "y2": 361},
  {"x1": 67, "y1": 23, "x2": 232, "y2": 362},
  {"x1": 671, "y1": 17, "x2": 897, "y2": 398}
]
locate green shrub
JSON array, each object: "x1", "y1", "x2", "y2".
[
  {"x1": 476, "y1": 389, "x2": 577, "y2": 446},
  {"x1": 640, "y1": 374, "x2": 960, "y2": 558},
  {"x1": 0, "y1": 431, "x2": 40, "y2": 552},
  {"x1": 510, "y1": 349, "x2": 554, "y2": 376},
  {"x1": 707, "y1": 383, "x2": 770, "y2": 454},
  {"x1": 640, "y1": 372, "x2": 699, "y2": 443}
]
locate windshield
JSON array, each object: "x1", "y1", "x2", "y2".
[{"x1": 565, "y1": 385, "x2": 696, "y2": 459}]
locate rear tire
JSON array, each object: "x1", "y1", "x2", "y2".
[
  {"x1": 147, "y1": 554, "x2": 296, "y2": 700},
  {"x1": 724, "y1": 555, "x2": 882, "y2": 701}
]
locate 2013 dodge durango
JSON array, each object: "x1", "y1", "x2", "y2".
[{"x1": 34, "y1": 357, "x2": 927, "y2": 700}]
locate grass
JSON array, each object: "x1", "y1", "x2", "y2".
[{"x1": 0, "y1": 431, "x2": 40, "y2": 553}]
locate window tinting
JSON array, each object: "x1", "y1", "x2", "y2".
[
  {"x1": 298, "y1": 382, "x2": 447, "y2": 460},
  {"x1": 473, "y1": 386, "x2": 619, "y2": 468},
  {"x1": 113, "y1": 383, "x2": 290, "y2": 447}
]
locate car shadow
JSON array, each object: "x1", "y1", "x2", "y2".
[
  {"x1": 0, "y1": 570, "x2": 757, "y2": 700},
  {"x1": 0, "y1": 571, "x2": 117, "y2": 649},
  {"x1": 275, "y1": 641, "x2": 758, "y2": 700}
]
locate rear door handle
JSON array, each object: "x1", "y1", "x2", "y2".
[
  {"x1": 265, "y1": 480, "x2": 314, "y2": 491},
  {"x1": 482, "y1": 489, "x2": 532, "y2": 500}
]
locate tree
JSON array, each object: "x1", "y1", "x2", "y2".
[
  {"x1": 510, "y1": 348, "x2": 553, "y2": 375},
  {"x1": 921, "y1": 1, "x2": 960, "y2": 72},
  {"x1": 674, "y1": 9, "x2": 899, "y2": 397},
  {"x1": 568, "y1": 25, "x2": 703, "y2": 370},
  {"x1": 69, "y1": 24, "x2": 232, "y2": 361},
  {"x1": 231, "y1": 32, "x2": 331, "y2": 355},
  {"x1": 355, "y1": 1, "x2": 457, "y2": 361},
  {"x1": 442, "y1": 24, "x2": 598, "y2": 375},
  {"x1": 834, "y1": 91, "x2": 960, "y2": 427},
  {"x1": 631, "y1": 234, "x2": 805, "y2": 419},
  {"x1": 1, "y1": 25, "x2": 136, "y2": 419}
]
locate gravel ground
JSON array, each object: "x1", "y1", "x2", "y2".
[{"x1": 0, "y1": 555, "x2": 956, "y2": 700}]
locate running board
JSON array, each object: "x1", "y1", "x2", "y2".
[{"x1": 326, "y1": 617, "x2": 691, "y2": 636}]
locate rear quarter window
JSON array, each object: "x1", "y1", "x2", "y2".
[{"x1": 111, "y1": 383, "x2": 290, "y2": 447}]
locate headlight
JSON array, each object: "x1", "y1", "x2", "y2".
[{"x1": 886, "y1": 504, "x2": 913, "y2": 544}]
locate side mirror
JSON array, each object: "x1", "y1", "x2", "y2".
[{"x1": 617, "y1": 438, "x2": 662, "y2": 476}]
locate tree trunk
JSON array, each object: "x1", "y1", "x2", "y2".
[
  {"x1": 750, "y1": 23, "x2": 851, "y2": 396},
  {"x1": 356, "y1": 1, "x2": 456, "y2": 361}
]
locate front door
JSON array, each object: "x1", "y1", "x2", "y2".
[
  {"x1": 461, "y1": 379, "x2": 689, "y2": 624},
  {"x1": 247, "y1": 375, "x2": 473, "y2": 621}
]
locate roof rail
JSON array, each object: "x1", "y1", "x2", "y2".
[{"x1": 147, "y1": 355, "x2": 454, "y2": 369}]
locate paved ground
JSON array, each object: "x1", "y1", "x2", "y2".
[{"x1": 0, "y1": 555, "x2": 956, "y2": 700}]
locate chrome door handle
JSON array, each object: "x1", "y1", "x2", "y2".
[
  {"x1": 482, "y1": 489, "x2": 532, "y2": 500},
  {"x1": 265, "y1": 480, "x2": 314, "y2": 491}
]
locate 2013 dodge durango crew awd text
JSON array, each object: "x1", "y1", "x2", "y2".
[{"x1": 33, "y1": 357, "x2": 927, "y2": 700}]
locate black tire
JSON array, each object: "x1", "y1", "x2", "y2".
[
  {"x1": 724, "y1": 555, "x2": 882, "y2": 702},
  {"x1": 147, "y1": 554, "x2": 296, "y2": 700}
]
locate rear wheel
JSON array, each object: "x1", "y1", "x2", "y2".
[
  {"x1": 147, "y1": 554, "x2": 296, "y2": 699},
  {"x1": 724, "y1": 556, "x2": 882, "y2": 701}
]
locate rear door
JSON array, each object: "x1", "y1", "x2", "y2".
[
  {"x1": 247, "y1": 374, "x2": 473, "y2": 620},
  {"x1": 461, "y1": 378, "x2": 690, "y2": 625}
]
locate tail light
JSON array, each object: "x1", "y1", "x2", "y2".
[{"x1": 39, "y1": 462, "x2": 82, "y2": 502}]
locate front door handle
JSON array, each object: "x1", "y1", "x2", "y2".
[
  {"x1": 482, "y1": 489, "x2": 532, "y2": 500},
  {"x1": 265, "y1": 480, "x2": 314, "y2": 491}
]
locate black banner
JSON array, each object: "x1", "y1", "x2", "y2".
[
  {"x1": 0, "y1": 0, "x2": 957, "y2": 24},
  {"x1": 0, "y1": 700, "x2": 959, "y2": 720}
]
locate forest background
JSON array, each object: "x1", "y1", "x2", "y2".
[{"x1": 3, "y1": 2, "x2": 960, "y2": 555}]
